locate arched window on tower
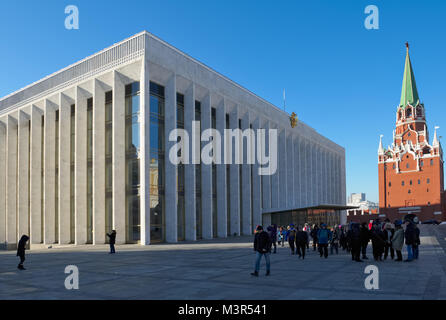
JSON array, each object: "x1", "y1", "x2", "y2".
[
  {"x1": 406, "y1": 107, "x2": 412, "y2": 118},
  {"x1": 398, "y1": 110, "x2": 402, "y2": 120},
  {"x1": 416, "y1": 105, "x2": 422, "y2": 117}
]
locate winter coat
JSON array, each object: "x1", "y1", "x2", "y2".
[
  {"x1": 296, "y1": 231, "x2": 309, "y2": 244},
  {"x1": 371, "y1": 229, "x2": 385, "y2": 247},
  {"x1": 310, "y1": 228, "x2": 319, "y2": 240},
  {"x1": 415, "y1": 227, "x2": 420, "y2": 246},
  {"x1": 391, "y1": 228, "x2": 404, "y2": 251},
  {"x1": 254, "y1": 231, "x2": 272, "y2": 253},
  {"x1": 405, "y1": 223, "x2": 417, "y2": 245},
  {"x1": 359, "y1": 225, "x2": 370, "y2": 244},
  {"x1": 286, "y1": 228, "x2": 297, "y2": 241},
  {"x1": 382, "y1": 228, "x2": 394, "y2": 244},
  {"x1": 107, "y1": 231, "x2": 117, "y2": 245},
  {"x1": 17, "y1": 235, "x2": 29, "y2": 257},
  {"x1": 317, "y1": 228, "x2": 332, "y2": 245},
  {"x1": 269, "y1": 225, "x2": 278, "y2": 242}
]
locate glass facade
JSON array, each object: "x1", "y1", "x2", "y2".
[
  {"x1": 177, "y1": 93, "x2": 185, "y2": 241},
  {"x1": 125, "y1": 82, "x2": 141, "y2": 243},
  {"x1": 149, "y1": 82, "x2": 165, "y2": 243},
  {"x1": 271, "y1": 209, "x2": 341, "y2": 228}
]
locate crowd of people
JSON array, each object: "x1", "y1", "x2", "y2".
[{"x1": 251, "y1": 215, "x2": 421, "y2": 276}]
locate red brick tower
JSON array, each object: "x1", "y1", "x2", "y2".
[{"x1": 378, "y1": 43, "x2": 445, "y2": 222}]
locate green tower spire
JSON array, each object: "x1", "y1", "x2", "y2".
[{"x1": 399, "y1": 42, "x2": 420, "y2": 108}]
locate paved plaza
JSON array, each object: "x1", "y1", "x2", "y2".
[{"x1": 1, "y1": 225, "x2": 446, "y2": 300}]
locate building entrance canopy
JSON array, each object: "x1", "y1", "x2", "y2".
[{"x1": 266, "y1": 205, "x2": 358, "y2": 228}]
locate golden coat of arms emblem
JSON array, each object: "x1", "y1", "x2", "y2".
[{"x1": 290, "y1": 112, "x2": 298, "y2": 128}]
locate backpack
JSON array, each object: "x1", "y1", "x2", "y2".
[{"x1": 288, "y1": 229, "x2": 296, "y2": 240}]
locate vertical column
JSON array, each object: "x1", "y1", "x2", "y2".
[
  {"x1": 44, "y1": 100, "x2": 56, "y2": 244},
  {"x1": 216, "y1": 99, "x2": 227, "y2": 238},
  {"x1": 6, "y1": 115, "x2": 18, "y2": 247},
  {"x1": 75, "y1": 87, "x2": 88, "y2": 244},
  {"x1": 278, "y1": 129, "x2": 287, "y2": 208},
  {"x1": 229, "y1": 106, "x2": 240, "y2": 236},
  {"x1": 140, "y1": 44, "x2": 151, "y2": 245},
  {"x1": 299, "y1": 139, "x2": 306, "y2": 207},
  {"x1": 293, "y1": 135, "x2": 300, "y2": 207},
  {"x1": 0, "y1": 121, "x2": 6, "y2": 247},
  {"x1": 30, "y1": 106, "x2": 42, "y2": 244},
  {"x1": 262, "y1": 121, "x2": 271, "y2": 210},
  {"x1": 165, "y1": 74, "x2": 178, "y2": 242},
  {"x1": 201, "y1": 93, "x2": 213, "y2": 239},
  {"x1": 92, "y1": 81, "x2": 106, "y2": 244},
  {"x1": 59, "y1": 94, "x2": 72, "y2": 244},
  {"x1": 241, "y1": 111, "x2": 252, "y2": 235},
  {"x1": 305, "y1": 141, "x2": 311, "y2": 206},
  {"x1": 341, "y1": 153, "x2": 346, "y2": 205},
  {"x1": 17, "y1": 111, "x2": 30, "y2": 241},
  {"x1": 330, "y1": 153, "x2": 334, "y2": 204},
  {"x1": 270, "y1": 125, "x2": 279, "y2": 209},
  {"x1": 288, "y1": 133, "x2": 294, "y2": 207},
  {"x1": 184, "y1": 84, "x2": 196, "y2": 241},
  {"x1": 112, "y1": 72, "x2": 126, "y2": 244},
  {"x1": 251, "y1": 117, "x2": 261, "y2": 231}
]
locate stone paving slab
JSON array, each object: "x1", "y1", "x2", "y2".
[{"x1": 0, "y1": 225, "x2": 445, "y2": 300}]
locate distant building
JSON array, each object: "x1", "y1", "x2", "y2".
[
  {"x1": 377, "y1": 44, "x2": 445, "y2": 223},
  {"x1": 346, "y1": 193, "x2": 379, "y2": 223}
]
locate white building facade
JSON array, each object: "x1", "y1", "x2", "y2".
[{"x1": 0, "y1": 31, "x2": 346, "y2": 249}]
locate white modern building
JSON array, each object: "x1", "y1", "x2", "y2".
[{"x1": 0, "y1": 31, "x2": 346, "y2": 249}]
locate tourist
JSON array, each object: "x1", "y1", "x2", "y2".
[
  {"x1": 360, "y1": 222, "x2": 371, "y2": 260},
  {"x1": 371, "y1": 222, "x2": 385, "y2": 261},
  {"x1": 414, "y1": 217, "x2": 420, "y2": 260},
  {"x1": 267, "y1": 225, "x2": 277, "y2": 254},
  {"x1": 286, "y1": 224, "x2": 297, "y2": 255},
  {"x1": 311, "y1": 224, "x2": 319, "y2": 251},
  {"x1": 391, "y1": 220, "x2": 404, "y2": 261},
  {"x1": 330, "y1": 226, "x2": 340, "y2": 255},
  {"x1": 278, "y1": 226, "x2": 284, "y2": 247},
  {"x1": 404, "y1": 218, "x2": 417, "y2": 262},
  {"x1": 17, "y1": 235, "x2": 29, "y2": 270},
  {"x1": 317, "y1": 223, "x2": 331, "y2": 258},
  {"x1": 296, "y1": 226, "x2": 309, "y2": 259},
  {"x1": 340, "y1": 227, "x2": 347, "y2": 251},
  {"x1": 383, "y1": 222, "x2": 395, "y2": 260},
  {"x1": 251, "y1": 225, "x2": 271, "y2": 277},
  {"x1": 349, "y1": 222, "x2": 362, "y2": 262},
  {"x1": 303, "y1": 223, "x2": 310, "y2": 250},
  {"x1": 107, "y1": 230, "x2": 117, "y2": 254}
]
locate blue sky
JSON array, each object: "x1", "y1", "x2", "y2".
[{"x1": 0, "y1": 0, "x2": 445, "y2": 203}]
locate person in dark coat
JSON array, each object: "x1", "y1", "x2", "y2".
[
  {"x1": 17, "y1": 235, "x2": 29, "y2": 270},
  {"x1": 251, "y1": 225, "x2": 272, "y2": 276},
  {"x1": 348, "y1": 223, "x2": 362, "y2": 262},
  {"x1": 310, "y1": 225, "x2": 319, "y2": 251},
  {"x1": 359, "y1": 222, "x2": 370, "y2": 259},
  {"x1": 382, "y1": 222, "x2": 395, "y2": 260},
  {"x1": 295, "y1": 226, "x2": 309, "y2": 259},
  {"x1": 107, "y1": 230, "x2": 117, "y2": 254},
  {"x1": 371, "y1": 223, "x2": 385, "y2": 261},
  {"x1": 404, "y1": 220, "x2": 417, "y2": 262},
  {"x1": 267, "y1": 225, "x2": 278, "y2": 254},
  {"x1": 413, "y1": 217, "x2": 420, "y2": 260}
]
